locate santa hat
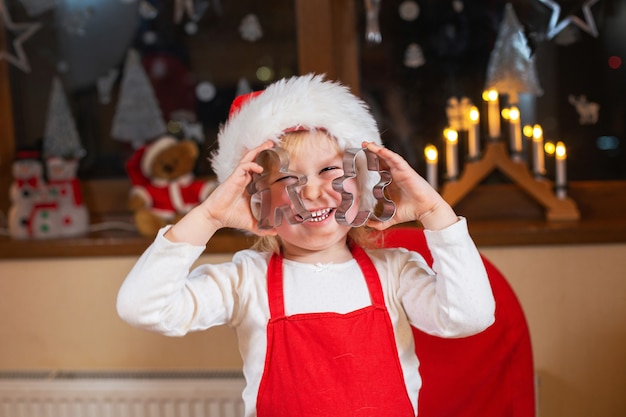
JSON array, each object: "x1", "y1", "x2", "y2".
[
  {"x1": 210, "y1": 74, "x2": 381, "y2": 183},
  {"x1": 141, "y1": 135, "x2": 178, "y2": 177}
]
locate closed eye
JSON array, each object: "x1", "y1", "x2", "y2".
[
  {"x1": 273, "y1": 175, "x2": 298, "y2": 184},
  {"x1": 320, "y1": 166, "x2": 341, "y2": 174}
]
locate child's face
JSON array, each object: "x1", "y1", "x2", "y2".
[{"x1": 268, "y1": 131, "x2": 358, "y2": 250}]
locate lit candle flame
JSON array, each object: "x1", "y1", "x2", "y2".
[
  {"x1": 424, "y1": 145, "x2": 438, "y2": 162},
  {"x1": 444, "y1": 128, "x2": 458, "y2": 143},
  {"x1": 469, "y1": 106, "x2": 479, "y2": 122},
  {"x1": 555, "y1": 141, "x2": 566, "y2": 159}
]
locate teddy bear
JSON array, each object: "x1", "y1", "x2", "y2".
[{"x1": 125, "y1": 135, "x2": 216, "y2": 237}]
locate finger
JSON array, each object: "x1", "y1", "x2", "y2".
[
  {"x1": 362, "y1": 141, "x2": 408, "y2": 167},
  {"x1": 240, "y1": 140, "x2": 275, "y2": 164}
]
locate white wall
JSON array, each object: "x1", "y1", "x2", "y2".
[{"x1": 1, "y1": 243, "x2": 625, "y2": 417}]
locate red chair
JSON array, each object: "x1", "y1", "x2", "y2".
[{"x1": 382, "y1": 227, "x2": 536, "y2": 417}]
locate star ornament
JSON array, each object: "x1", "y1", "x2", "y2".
[
  {"x1": 0, "y1": 0, "x2": 42, "y2": 73},
  {"x1": 538, "y1": 0, "x2": 600, "y2": 40}
]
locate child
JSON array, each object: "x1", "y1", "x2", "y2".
[{"x1": 117, "y1": 74, "x2": 495, "y2": 417}]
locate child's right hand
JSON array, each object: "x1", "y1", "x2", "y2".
[
  {"x1": 165, "y1": 140, "x2": 277, "y2": 245},
  {"x1": 203, "y1": 140, "x2": 279, "y2": 235}
]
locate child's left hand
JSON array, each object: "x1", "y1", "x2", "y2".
[{"x1": 362, "y1": 141, "x2": 458, "y2": 231}]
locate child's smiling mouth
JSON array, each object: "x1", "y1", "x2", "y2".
[{"x1": 302, "y1": 207, "x2": 333, "y2": 223}]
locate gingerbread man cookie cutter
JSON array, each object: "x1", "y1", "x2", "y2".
[
  {"x1": 247, "y1": 146, "x2": 395, "y2": 230},
  {"x1": 332, "y1": 148, "x2": 396, "y2": 227},
  {"x1": 246, "y1": 146, "x2": 312, "y2": 230}
]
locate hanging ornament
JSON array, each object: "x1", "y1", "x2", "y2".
[
  {"x1": 184, "y1": 21, "x2": 198, "y2": 35},
  {"x1": 18, "y1": 0, "x2": 58, "y2": 17},
  {"x1": 142, "y1": 30, "x2": 158, "y2": 45},
  {"x1": 239, "y1": 14, "x2": 263, "y2": 42},
  {"x1": 236, "y1": 77, "x2": 253, "y2": 97},
  {"x1": 43, "y1": 77, "x2": 86, "y2": 159},
  {"x1": 404, "y1": 43, "x2": 425, "y2": 68},
  {"x1": 174, "y1": 0, "x2": 195, "y2": 23},
  {"x1": 196, "y1": 81, "x2": 216, "y2": 102},
  {"x1": 452, "y1": 0, "x2": 464, "y2": 13},
  {"x1": 138, "y1": 0, "x2": 158, "y2": 19},
  {"x1": 398, "y1": 1, "x2": 419, "y2": 22},
  {"x1": 364, "y1": 0, "x2": 382, "y2": 44},
  {"x1": 111, "y1": 49, "x2": 167, "y2": 148},
  {"x1": 485, "y1": 3, "x2": 543, "y2": 104},
  {"x1": 0, "y1": 0, "x2": 42, "y2": 73},
  {"x1": 537, "y1": 0, "x2": 601, "y2": 40},
  {"x1": 96, "y1": 68, "x2": 119, "y2": 105}
]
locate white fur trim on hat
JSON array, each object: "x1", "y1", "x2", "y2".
[
  {"x1": 141, "y1": 136, "x2": 178, "y2": 177},
  {"x1": 211, "y1": 74, "x2": 381, "y2": 183}
]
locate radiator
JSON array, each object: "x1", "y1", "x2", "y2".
[{"x1": 0, "y1": 371, "x2": 246, "y2": 417}]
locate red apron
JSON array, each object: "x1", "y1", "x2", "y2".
[{"x1": 256, "y1": 244, "x2": 415, "y2": 417}]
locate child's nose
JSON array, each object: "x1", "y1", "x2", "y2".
[{"x1": 300, "y1": 178, "x2": 323, "y2": 201}]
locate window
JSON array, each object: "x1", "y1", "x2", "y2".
[
  {"x1": 357, "y1": 0, "x2": 625, "y2": 181},
  {"x1": 1, "y1": 0, "x2": 625, "y2": 255}
]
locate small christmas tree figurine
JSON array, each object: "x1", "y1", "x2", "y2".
[
  {"x1": 111, "y1": 49, "x2": 167, "y2": 149},
  {"x1": 43, "y1": 77, "x2": 85, "y2": 160},
  {"x1": 484, "y1": 3, "x2": 543, "y2": 104}
]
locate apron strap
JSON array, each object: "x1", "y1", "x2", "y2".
[
  {"x1": 267, "y1": 252, "x2": 285, "y2": 318},
  {"x1": 349, "y1": 243, "x2": 386, "y2": 307}
]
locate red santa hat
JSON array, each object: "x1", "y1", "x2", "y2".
[{"x1": 210, "y1": 74, "x2": 381, "y2": 183}]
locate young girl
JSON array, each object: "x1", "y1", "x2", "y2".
[{"x1": 117, "y1": 74, "x2": 495, "y2": 417}]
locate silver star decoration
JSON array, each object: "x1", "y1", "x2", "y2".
[
  {"x1": 174, "y1": 0, "x2": 195, "y2": 23},
  {"x1": 538, "y1": 0, "x2": 600, "y2": 40},
  {"x1": 0, "y1": 0, "x2": 42, "y2": 73}
]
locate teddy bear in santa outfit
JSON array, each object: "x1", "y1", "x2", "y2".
[{"x1": 125, "y1": 135, "x2": 216, "y2": 237}]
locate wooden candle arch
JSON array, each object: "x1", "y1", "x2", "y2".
[{"x1": 440, "y1": 141, "x2": 580, "y2": 222}]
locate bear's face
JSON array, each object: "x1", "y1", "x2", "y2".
[{"x1": 149, "y1": 141, "x2": 199, "y2": 181}]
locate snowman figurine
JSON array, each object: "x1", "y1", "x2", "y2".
[
  {"x1": 8, "y1": 153, "x2": 46, "y2": 238},
  {"x1": 43, "y1": 156, "x2": 89, "y2": 238}
]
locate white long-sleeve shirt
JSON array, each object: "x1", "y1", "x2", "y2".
[{"x1": 117, "y1": 218, "x2": 495, "y2": 416}]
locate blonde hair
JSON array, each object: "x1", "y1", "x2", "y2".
[{"x1": 251, "y1": 130, "x2": 378, "y2": 253}]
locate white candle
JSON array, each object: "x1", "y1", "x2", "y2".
[
  {"x1": 444, "y1": 128, "x2": 459, "y2": 180},
  {"x1": 468, "y1": 106, "x2": 480, "y2": 159},
  {"x1": 532, "y1": 124, "x2": 545, "y2": 177},
  {"x1": 483, "y1": 89, "x2": 500, "y2": 140},
  {"x1": 424, "y1": 145, "x2": 438, "y2": 189},
  {"x1": 555, "y1": 141, "x2": 567, "y2": 199},
  {"x1": 509, "y1": 106, "x2": 523, "y2": 159}
]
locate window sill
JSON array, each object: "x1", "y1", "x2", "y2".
[{"x1": 1, "y1": 180, "x2": 625, "y2": 259}]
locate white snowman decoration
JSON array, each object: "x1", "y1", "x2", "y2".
[
  {"x1": 8, "y1": 155, "x2": 89, "y2": 239},
  {"x1": 8, "y1": 155, "x2": 46, "y2": 238},
  {"x1": 43, "y1": 157, "x2": 89, "y2": 237}
]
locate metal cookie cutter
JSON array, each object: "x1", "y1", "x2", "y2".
[
  {"x1": 246, "y1": 146, "x2": 312, "y2": 230},
  {"x1": 332, "y1": 148, "x2": 396, "y2": 227}
]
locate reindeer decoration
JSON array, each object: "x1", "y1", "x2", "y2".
[{"x1": 568, "y1": 95, "x2": 600, "y2": 125}]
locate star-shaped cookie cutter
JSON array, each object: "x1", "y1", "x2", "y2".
[
  {"x1": 246, "y1": 146, "x2": 312, "y2": 230},
  {"x1": 332, "y1": 148, "x2": 396, "y2": 227}
]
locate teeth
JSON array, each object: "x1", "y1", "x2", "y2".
[{"x1": 309, "y1": 208, "x2": 332, "y2": 222}]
